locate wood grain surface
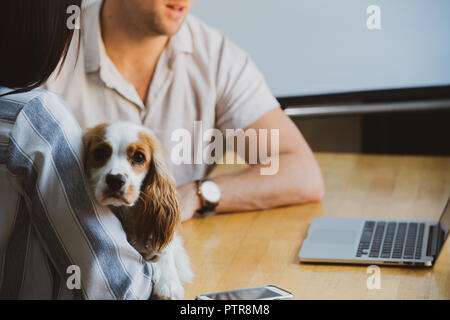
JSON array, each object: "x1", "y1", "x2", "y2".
[{"x1": 180, "y1": 153, "x2": 450, "y2": 299}]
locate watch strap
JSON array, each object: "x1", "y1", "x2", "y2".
[{"x1": 200, "y1": 201, "x2": 218, "y2": 213}]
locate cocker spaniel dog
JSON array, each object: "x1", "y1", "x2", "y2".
[{"x1": 83, "y1": 121, "x2": 193, "y2": 300}]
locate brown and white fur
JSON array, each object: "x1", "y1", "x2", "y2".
[{"x1": 83, "y1": 121, "x2": 193, "y2": 300}]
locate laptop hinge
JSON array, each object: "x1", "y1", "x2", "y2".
[
  {"x1": 436, "y1": 224, "x2": 447, "y2": 255},
  {"x1": 426, "y1": 224, "x2": 439, "y2": 258}
]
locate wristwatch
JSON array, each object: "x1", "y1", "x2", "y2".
[{"x1": 196, "y1": 179, "x2": 222, "y2": 214}]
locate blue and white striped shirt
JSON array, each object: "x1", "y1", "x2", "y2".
[{"x1": 0, "y1": 88, "x2": 154, "y2": 299}]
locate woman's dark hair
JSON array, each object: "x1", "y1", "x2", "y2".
[{"x1": 0, "y1": 0, "x2": 82, "y2": 95}]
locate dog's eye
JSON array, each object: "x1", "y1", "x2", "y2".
[
  {"x1": 132, "y1": 151, "x2": 146, "y2": 164},
  {"x1": 93, "y1": 146, "x2": 110, "y2": 162}
]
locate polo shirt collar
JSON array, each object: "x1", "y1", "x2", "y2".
[
  {"x1": 169, "y1": 21, "x2": 193, "y2": 57},
  {"x1": 82, "y1": 1, "x2": 193, "y2": 109},
  {"x1": 83, "y1": 2, "x2": 144, "y2": 108}
]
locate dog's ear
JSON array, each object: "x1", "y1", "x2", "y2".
[
  {"x1": 82, "y1": 126, "x2": 96, "y2": 173},
  {"x1": 134, "y1": 132, "x2": 180, "y2": 253},
  {"x1": 81, "y1": 124, "x2": 108, "y2": 174}
]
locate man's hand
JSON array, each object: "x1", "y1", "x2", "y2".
[{"x1": 177, "y1": 182, "x2": 201, "y2": 222}]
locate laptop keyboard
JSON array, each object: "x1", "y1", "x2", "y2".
[{"x1": 356, "y1": 221, "x2": 425, "y2": 259}]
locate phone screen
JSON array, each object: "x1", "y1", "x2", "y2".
[{"x1": 204, "y1": 287, "x2": 285, "y2": 300}]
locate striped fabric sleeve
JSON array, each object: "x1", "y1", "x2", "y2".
[{"x1": 4, "y1": 91, "x2": 153, "y2": 300}]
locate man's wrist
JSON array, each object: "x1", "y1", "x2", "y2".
[{"x1": 192, "y1": 181, "x2": 202, "y2": 212}]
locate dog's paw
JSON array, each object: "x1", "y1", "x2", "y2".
[{"x1": 152, "y1": 279, "x2": 184, "y2": 300}]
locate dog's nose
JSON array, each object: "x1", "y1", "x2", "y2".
[{"x1": 106, "y1": 174, "x2": 126, "y2": 192}]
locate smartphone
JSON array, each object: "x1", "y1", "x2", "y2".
[{"x1": 195, "y1": 285, "x2": 294, "y2": 300}]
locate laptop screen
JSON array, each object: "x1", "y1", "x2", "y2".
[{"x1": 437, "y1": 198, "x2": 450, "y2": 257}]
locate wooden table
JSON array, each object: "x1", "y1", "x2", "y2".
[{"x1": 179, "y1": 153, "x2": 450, "y2": 300}]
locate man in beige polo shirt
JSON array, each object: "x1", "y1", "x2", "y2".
[{"x1": 46, "y1": 0, "x2": 324, "y2": 221}]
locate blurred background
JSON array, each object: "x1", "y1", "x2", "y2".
[{"x1": 192, "y1": 0, "x2": 450, "y2": 155}]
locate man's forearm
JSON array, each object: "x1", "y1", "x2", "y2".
[
  {"x1": 177, "y1": 108, "x2": 325, "y2": 221},
  {"x1": 212, "y1": 152, "x2": 324, "y2": 213}
]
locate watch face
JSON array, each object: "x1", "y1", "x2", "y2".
[{"x1": 201, "y1": 181, "x2": 222, "y2": 203}]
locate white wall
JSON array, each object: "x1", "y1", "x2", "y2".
[{"x1": 191, "y1": 0, "x2": 450, "y2": 97}]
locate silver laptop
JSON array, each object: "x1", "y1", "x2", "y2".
[{"x1": 298, "y1": 198, "x2": 449, "y2": 267}]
